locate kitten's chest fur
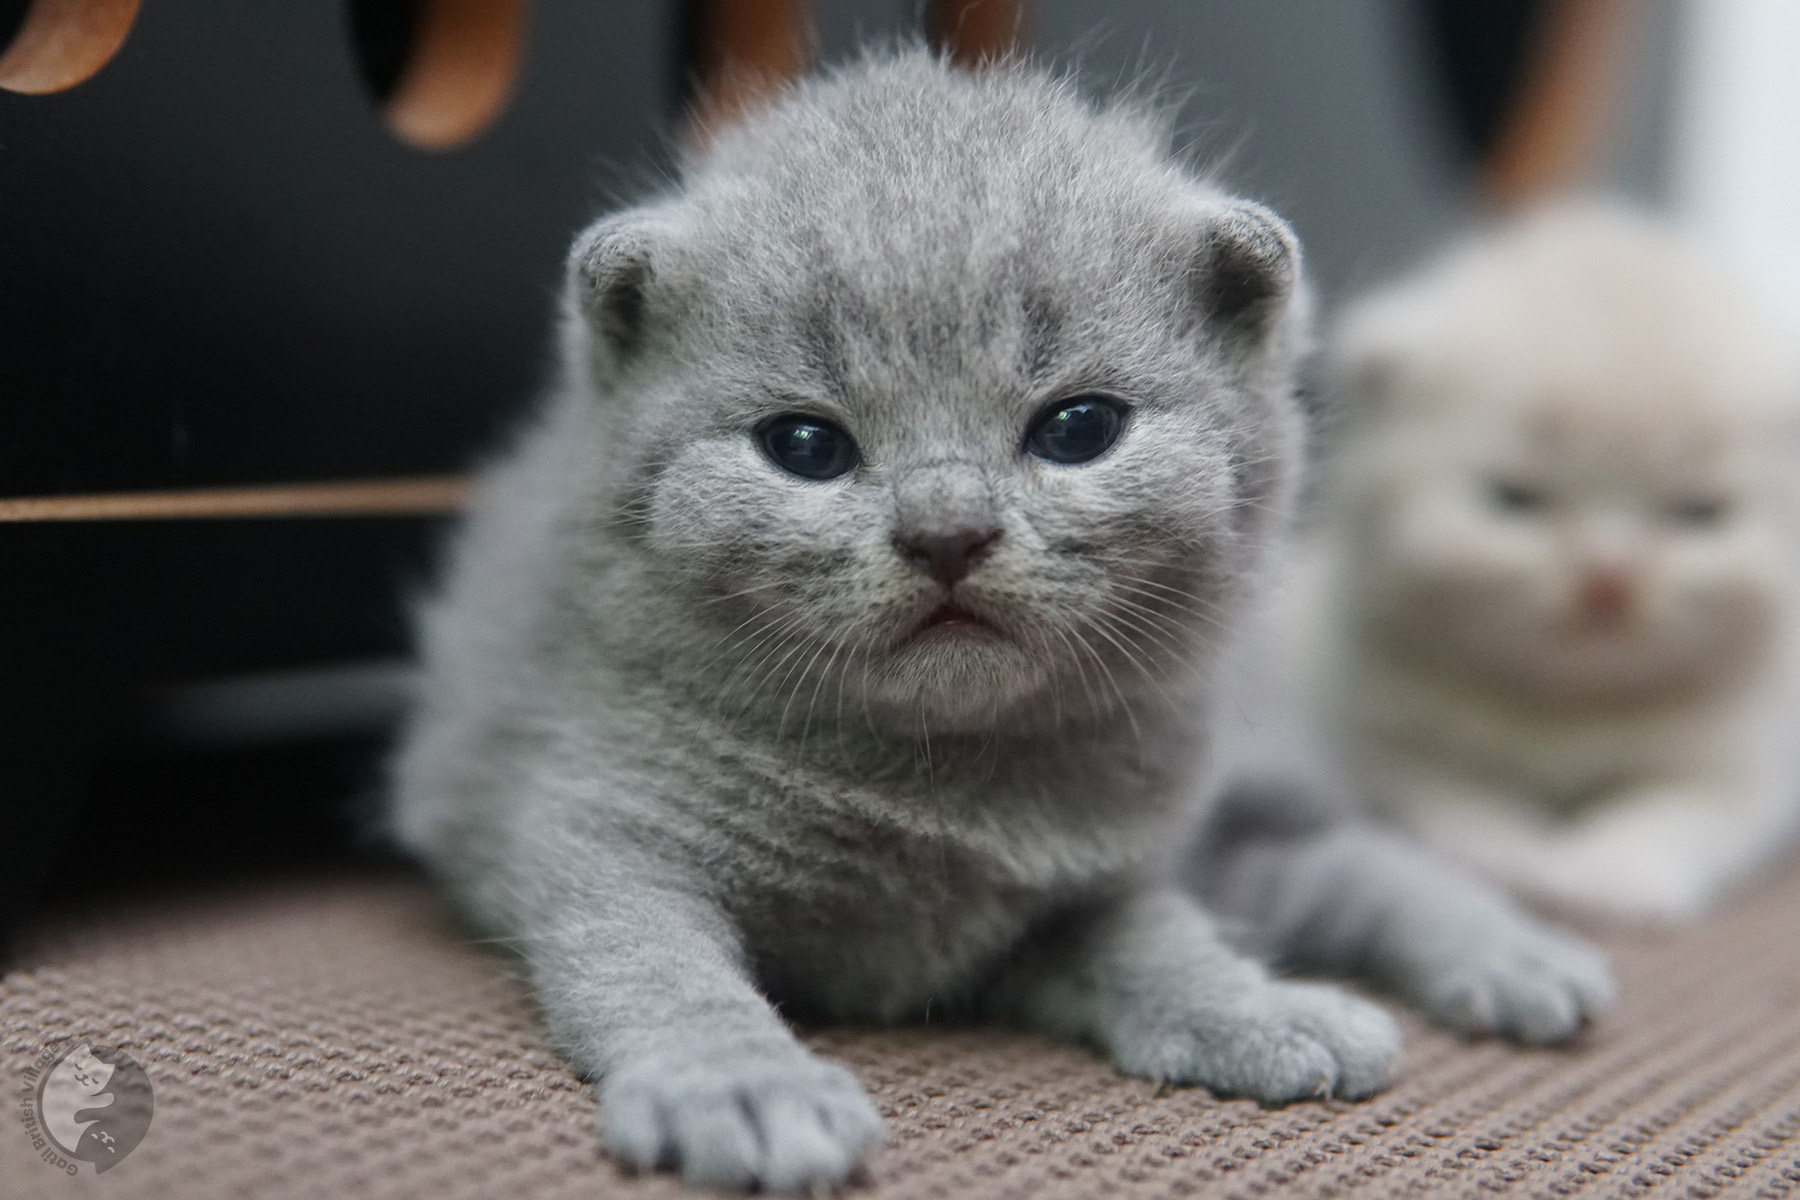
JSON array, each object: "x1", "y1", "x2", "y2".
[
  {"x1": 1349, "y1": 647, "x2": 1766, "y2": 805},
  {"x1": 658, "y1": 715, "x2": 1203, "y2": 1021}
]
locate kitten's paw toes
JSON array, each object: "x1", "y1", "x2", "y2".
[
  {"x1": 601, "y1": 1043, "x2": 883, "y2": 1192},
  {"x1": 1112, "y1": 980, "x2": 1401, "y2": 1104},
  {"x1": 1423, "y1": 925, "x2": 1616, "y2": 1045}
]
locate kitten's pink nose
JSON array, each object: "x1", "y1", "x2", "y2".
[
  {"x1": 1578, "y1": 566, "x2": 1634, "y2": 627},
  {"x1": 896, "y1": 527, "x2": 1003, "y2": 587}
]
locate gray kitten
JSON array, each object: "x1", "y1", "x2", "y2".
[{"x1": 390, "y1": 51, "x2": 1612, "y2": 1193}]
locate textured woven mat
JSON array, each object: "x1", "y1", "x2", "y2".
[{"x1": 5, "y1": 860, "x2": 1800, "y2": 1199}]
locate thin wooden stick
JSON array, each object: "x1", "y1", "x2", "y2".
[{"x1": 0, "y1": 475, "x2": 472, "y2": 522}]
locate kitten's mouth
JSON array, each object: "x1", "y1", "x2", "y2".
[{"x1": 906, "y1": 602, "x2": 1000, "y2": 643}]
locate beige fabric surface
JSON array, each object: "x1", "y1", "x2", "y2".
[{"x1": 5, "y1": 861, "x2": 1800, "y2": 1199}]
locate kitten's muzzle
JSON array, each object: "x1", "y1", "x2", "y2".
[
  {"x1": 894, "y1": 526, "x2": 1003, "y2": 587},
  {"x1": 890, "y1": 461, "x2": 1002, "y2": 587},
  {"x1": 1575, "y1": 565, "x2": 1635, "y2": 629}
]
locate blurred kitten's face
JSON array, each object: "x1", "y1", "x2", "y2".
[
  {"x1": 1362, "y1": 398, "x2": 1796, "y2": 703},
  {"x1": 617, "y1": 261, "x2": 1291, "y2": 736}
]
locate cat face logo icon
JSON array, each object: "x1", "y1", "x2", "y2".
[{"x1": 20, "y1": 1041, "x2": 154, "y2": 1174}]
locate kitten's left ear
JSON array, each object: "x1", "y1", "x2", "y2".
[
  {"x1": 566, "y1": 206, "x2": 677, "y2": 378},
  {"x1": 1190, "y1": 201, "x2": 1301, "y2": 348}
]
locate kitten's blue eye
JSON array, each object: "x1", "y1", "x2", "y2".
[
  {"x1": 757, "y1": 414, "x2": 860, "y2": 480},
  {"x1": 1488, "y1": 478, "x2": 1546, "y2": 514},
  {"x1": 1026, "y1": 396, "x2": 1126, "y2": 464}
]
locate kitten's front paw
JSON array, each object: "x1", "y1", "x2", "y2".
[
  {"x1": 601, "y1": 1042, "x2": 883, "y2": 1192},
  {"x1": 1417, "y1": 920, "x2": 1615, "y2": 1045},
  {"x1": 1109, "y1": 980, "x2": 1400, "y2": 1104}
]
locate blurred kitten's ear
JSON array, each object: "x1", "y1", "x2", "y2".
[
  {"x1": 1328, "y1": 340, "x2": 1400, "y2": 420},
  {"x1": 1324, "y1": 295, "x2": 1416, "y2": 423},
  {"x1": 1192, "y1": 201, "x2": 1301, "y2": 346},
  {"x1": 568, "y1": 209, "x2": 670, "y2": 368}
]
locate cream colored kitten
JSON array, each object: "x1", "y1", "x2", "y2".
[{"x1": 1303, "y1": 203, "x2": 1800, "y2": 923}]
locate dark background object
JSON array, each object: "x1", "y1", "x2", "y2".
[
  {"x1": 1415, "y1": 0, "x2": 1548, "y2": 164},
  {"x1": 0, "y1": 525, "x2": 100, "y2": 951},
  {"x1": 0, "y1": 1, "x2": 670, "y2": 501},
  {"x1": 0, "y1": 0, "x2": 28, "y2": 53},
  {"x1": 36, "y1": 736, "x2": 387, "y2": 907},
  {"x1": 347, "y1": 0, "x2": 423, "y2": 102},
  {"x1": 0, "y1": 0, "x2": 675, "y2": 949}
]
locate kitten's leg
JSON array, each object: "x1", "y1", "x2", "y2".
[
  {"x1": 1514, "y1": 785, "x2": 1785, "y2": 922},
  {"x1": 990, "y1": 888, "x2": 1401, "y2": 1102},
  {"x1": 1387, "y1": 761, "x2": 1780, "y2": 921},
  {"x1": 1194, "y1": 820, "x2": 1615, "y2": 1044},
  {"x1": 1376, "y1": 767, "x2": 1574, "y2": 897},
  {"x1": 519, "y1": 866, "x2": 881, "y2": 1191}
]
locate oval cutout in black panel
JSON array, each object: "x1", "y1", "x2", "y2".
[
  {"x1": 347, "y1": 0, "x2": 528, "y2": 150},
  {"x1": 0, "y1": 0, "x2": 140, "y2": 94}
]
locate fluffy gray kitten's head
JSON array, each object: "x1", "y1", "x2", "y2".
[{"x1": 561, "y1": 51, "x2": 1306, "y2": 737}]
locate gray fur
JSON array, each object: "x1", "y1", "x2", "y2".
[
  {"x1": 1191, "y1": 801, "x2": 1615, "y2": 1045},
  {"x1": 1197, "y1": 607, "x2": 1616, "y2": 1045},
  {"x1": 390, "y1": 51, "x2": 1606, "y2": 1193}
]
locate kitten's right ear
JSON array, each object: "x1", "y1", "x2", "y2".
[
  {"x1": 1191, "y1": 201, "x2": 1302, "y2": 347},
  {"x1": 568, "y1": 209, "x2": 671, "y2": 369}
]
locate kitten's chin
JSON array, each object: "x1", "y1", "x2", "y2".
[
  {"x1": 1426, "y1": 624, "x2": 1767, "y2": 709},
  {"x1": 859, "y1": 635, "x2": 1054, "y2": 734},
  {"x1": 1519, "y1": 640, "x2": 1753, "y2": 707}
]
